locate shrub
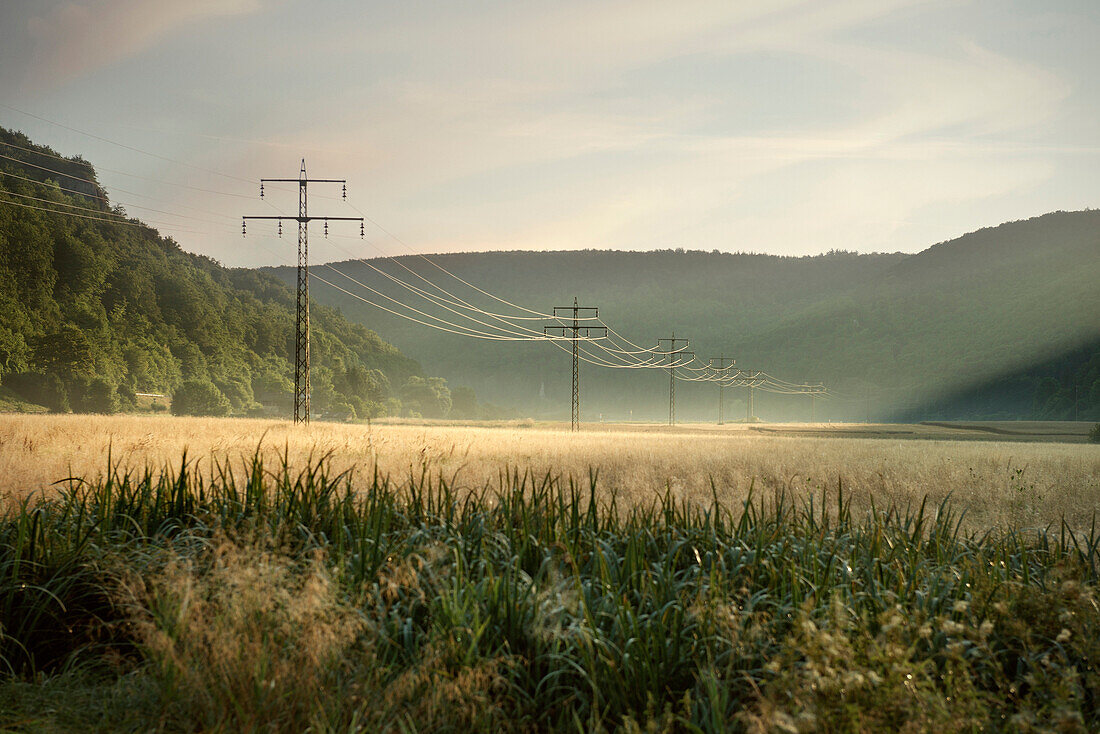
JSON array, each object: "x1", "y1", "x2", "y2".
[
  {"x1": 3, "y1": 371, "x2": 70, "y2": 412},
  {"x1": 125, "y1": 540, "x2": 364, "y2": 731},
  {"x1": 170, "y1": 380, "x2": 231, "y2": 417},
  {"x1": 70, "y1": 376, "x2": 119, "y2": 414},
  {"x1": 1090, "y1": 423, "x2": 1100, "y2": 443},
  {"x1": 326, "y1": 400, "x2": 357, "y2": 422}
]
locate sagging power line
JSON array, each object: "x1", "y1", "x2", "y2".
[{"x1": 0, "y1": 104, "x2": 839, "y2": 422}]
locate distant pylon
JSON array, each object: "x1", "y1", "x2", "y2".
[
  {"x1": 544, "y1": 298, "x2": 605, "y2": 431},
  {"x1": 709, "y1": 355, "x2": 736, "y2": 424},
  {"x1": 657, "y1": 334, "x2": 691, "y2": 425}
]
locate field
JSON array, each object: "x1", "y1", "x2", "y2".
[
  {"x1": 2, "y1": 414, "x2": 1099, "y2": 732},
  {"x1": 2, "y1": 414, "x2": 1098, "y2": 530}
]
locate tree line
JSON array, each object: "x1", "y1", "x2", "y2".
[{"x1": 0, "y1": 127, "x2": 485, "y2": 420}]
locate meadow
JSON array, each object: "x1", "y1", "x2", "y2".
[
  {"x1": 1, "y1": 414, "x2": 1098, "y2": 731},
  {"x1": 1, "y1": 414, "x2": 1097, "y2": 530}
]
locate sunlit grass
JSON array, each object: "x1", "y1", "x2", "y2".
[{"x1": 2, "y1": 414, "x2": 1098, "y2": 531}]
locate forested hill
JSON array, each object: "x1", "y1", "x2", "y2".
[
  {"x1": 280, "y1": 211, "x2": 1100, "y2": 422},
  {"x1": 0, "y1": 127, "x2": 449, "y2": 419}
]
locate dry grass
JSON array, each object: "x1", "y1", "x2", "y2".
[{"x1": 1, "y1": 413, "x2": 1097, "y2": 529}]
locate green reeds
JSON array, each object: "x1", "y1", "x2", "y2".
[{"x1": 1, "y1": 450, "x2": 1097, "y2": 731}]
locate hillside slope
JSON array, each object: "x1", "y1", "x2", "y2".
[
  {"x1": 280, "y1": 211, "x2": 1100, "y2": 421},
  {"x1": 0, "y1": 127, "x2": 445, "y2": 419}
]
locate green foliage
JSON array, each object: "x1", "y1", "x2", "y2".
[
  {"x1": 33, "y1": 325, "x2": 95, "y2": 378},
  {"x1": 0, "y1": 127, "x2": 449, "y2": 418},
  {"x1": 170, "y1": 380, "x2": 231, "y2": 417},
  {"x1": 69, "y1": 376, "x2": 119, "y2": 414},
  {"x1": 1089, "y1": 424, "x2": 1100, "y2": 443},
  {"x1": 450, "y1": 385, "x2": 478, "y2": 418},
  {"x1": 326, "y1": 400, "x2": 357, "y2": 422},
  {"x1": 400, "y1": 375, "x2": 452, "y2": 418},
  {"x1": 0, "y1": 455, "x2": 1098, "y2": 730}
]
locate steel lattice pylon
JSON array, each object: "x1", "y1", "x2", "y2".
[
  {"x1": 294, "y1": 161, "x2": 310, "y2": 424},
  {"x1": 545, "y1": 297, "x2": 605, "y2": 432},
  {"x1": 708, "y1": 355, "x2": 736, "y2": 425},
  {"x1": 243, "y1": 159, "x2": 363, "y2": 425},
  {"x1": 571, "y1": 318, "x2": 580, "y2": 429},
  {"x1": 658, "y1": 335, "x2": 691, "y2": 426}
]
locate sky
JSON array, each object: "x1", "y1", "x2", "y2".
[{"x1": 1, "y1": 0, "x2": 1098, "y2": 267}]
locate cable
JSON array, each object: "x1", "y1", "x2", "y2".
[
  {"x1": 1, "y1": 103, "x2": 255, "y2": 185},
  {"x1": 319, "y1": 262, "x2": 555, "y2": 341},
  {"x1": 317, "y1": 234, "x2": 602, "y2": 338},
  {"x1": 0, "y1": 182, "x2": 218, "y2": 230},
  {"x1": 0, "y1": 152, "x2": 241, "y2": 225},
  {"x1": 0, "y1": 196, "x2": 165, "y2": 228},
  {"x1": 310, "y1": 269, "x2": 550, "y2": 341},
  {"x1": 344, "y1": 198, "x2": 558, "y2": 318}
]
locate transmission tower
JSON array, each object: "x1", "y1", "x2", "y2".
[
  {"x1": 657, "y1": 335, "x2": 691, "y2": 425},
  {"x1": 805, "y1": 382, "x2": 825, "y2": 422},
  {"x1": 544, "y1": 298, "x2": 605, "y2": 431},
  {"x1": 243, "y1": 160, "x2": 363, "y2": 424},
  {"x1": 730, "y1": 369, "x2": 763, "y2": 422},
  {"x1": 708, "y1": 355, "x2": 736, "y2": 425}
]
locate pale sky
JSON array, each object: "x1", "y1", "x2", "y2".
[{"x1": 1, "y1": 0, "x2": 1098, "y2": 267}]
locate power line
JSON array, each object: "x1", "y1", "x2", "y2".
[
  {"x1": 0, "y1": 196, "x2": 164, "y2": 228},
  {"x1": 1, "y1": 102, "x2": 256, "y2": 185}
]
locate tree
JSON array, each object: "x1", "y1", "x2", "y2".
[
  {"x1": 400, "y1": 376, "x2": 452, "y2": 418},
  {"x1": 171, "y1": 380, "x2": 232, "y2": 417},
  {"x1": 327, "y1": 400, "x2": 357, "y2": 422},
  {"x1": 34, "y1": 325, "x2": 94, "y2": 377},
  {"x1": 70, "y1": 376, "x2": 119, "y2": 414},
  {"x1": 450, "y1": 386, "x2": 478, "y2": 418}
]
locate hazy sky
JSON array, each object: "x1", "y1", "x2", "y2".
[{"x1": 1, "y1": 0, "x2": 1098, "y2": 267}]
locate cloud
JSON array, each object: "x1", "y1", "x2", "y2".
[
  {"x1": 21, "y1": 0, "x2": 263, "y2": 90},
  {"x1": 9, "y1": 0, "x2": 1091, "y2": 266}
]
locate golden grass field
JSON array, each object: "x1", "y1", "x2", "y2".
[{"x1": 1, "y1": 413, "x2": 1097, "y2": 529}]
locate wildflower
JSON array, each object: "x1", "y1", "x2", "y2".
[
  {"x1": 940, "y1": 620, "x2": 964, "y2": 635},
  {"x1": 842, "y1": 671, "x2": 866, "y2": 688},
  {"x1": 1056, "y1": 628, "x2": 1071, "y2": 643}
]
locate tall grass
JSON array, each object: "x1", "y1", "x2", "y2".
[{"x1": 1, "y1": 450, "x2": 1098, "y2": 731}]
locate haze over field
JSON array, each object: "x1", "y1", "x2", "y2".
[{"x1": 282, "y1": 211, "x2": 1100, "y2": 422}]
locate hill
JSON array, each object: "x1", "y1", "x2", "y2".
[
  {"x1": 274, "y1": 211, "x2": 1100, "y2": 421},
  {"x1": 0, "y1": 127, "x2": 457, "y2": 420}
]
